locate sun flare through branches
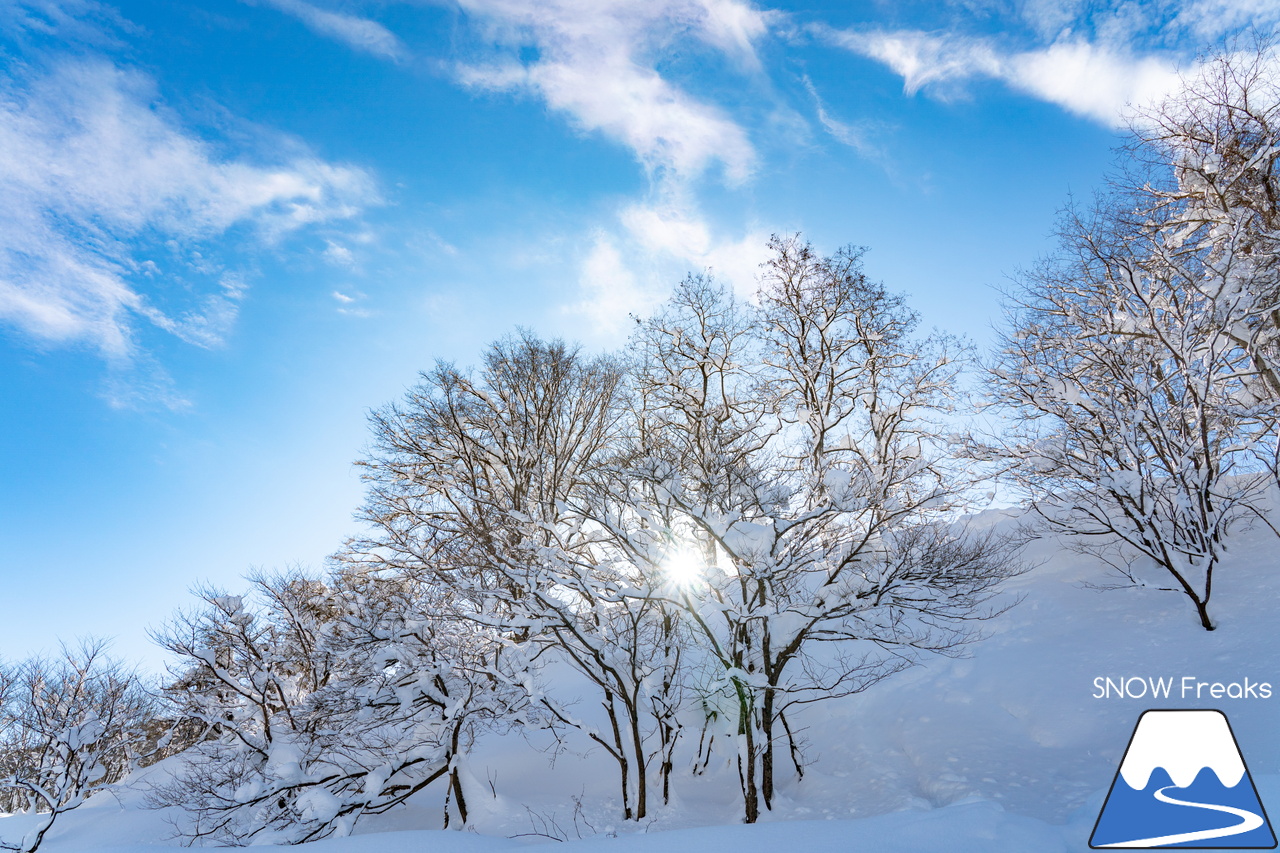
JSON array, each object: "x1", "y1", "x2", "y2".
[{"x1": 661, "y1": 544, "x2": 705, "y2": 589}]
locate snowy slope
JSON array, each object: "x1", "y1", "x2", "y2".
[
  {"x1": 818, "y1": 507, "x2": 1280, "y2": 825},
  {"x1": 4, "y1": 505, "x2": 1278, "y2": 851}
]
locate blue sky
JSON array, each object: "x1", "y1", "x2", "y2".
[{"x1": 0, "y1": 0, "x2": 1271, "y2": 671}]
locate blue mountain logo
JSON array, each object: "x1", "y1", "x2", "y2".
[{"x1": 1091, "y1": 709, "x2": 1276, "y2": 848}]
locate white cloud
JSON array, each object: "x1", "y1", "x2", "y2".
[
  {"x1": 454, "y1": 0, "x2": 768, "y2": 182},
  {"x1": 465, "y1": 56, "x2": 756, "y2": 182},
  {"x1": 826, "y1": 27, "x2": 1182, "y2": 126},
  {"x1": 1009, "y1": 40, "x2": 1178, "y2": 124},
  {"x1": 619, "y1": 200, "x2": 769, "y2": 299},
  {"x1": 453, "y1": 1, "x2": 775, "y2": 335},
  {"x1": 256, "y1": 0, "x2": 407, "y2": 61},
  {"x1": 0, "y1": 59, "x2": 377, "y2": 360},
  {"x1": 818, "y1": 0, "x2": 1280, "y2": 128},
  {"x1": 568, "y1": 195, "x2": 771, "y2": 335},
  {"x1": 569, "y1": 235, "x2": 659, "y2": 333},
  {"x1": 323, "y1": 240, "x2": 356, "y2": 267},
  {"x1": 830, "y1": 29, "x2": 1002, "y2": 97},
  {"x1": 332, "y1": 288, "x2": 372, "y2": 317},
  {"x1": 690, "y1": 0, "x2": 773, "y2": 69}
]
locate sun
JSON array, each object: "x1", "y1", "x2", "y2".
[{"x1": 662, "y1": 545, "x2": 704, "y2": 588}]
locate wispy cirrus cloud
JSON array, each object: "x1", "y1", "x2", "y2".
[
  {"x1": 1171, "y1": 0, "x2": 1280, "y2": 38},
  {"x1": 932, "y1": 0, "x2": 1280, "y2": 46},
  {"x1": 0, "y1": 0, "x2": 129, "y2": 47},
  {"x1": 800, "y1": 73, "x2": 879, "y2": 159},
  {"x1": 0, "y1": 58, "x2": 377, "y2": 363},
  {"x1": 253, "y1": 0, "x2": 407, "y2": 61}
]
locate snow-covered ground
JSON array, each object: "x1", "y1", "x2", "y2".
[{"x1": 5, "y1": 506, "x2": 1278, "y2": 851}]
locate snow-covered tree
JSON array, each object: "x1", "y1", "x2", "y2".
[
  {"x1": 989, "y1": 40, "x2": 1280, "y2": 631},
  {"x1": 349, "y1": 246, "x2": 1021, "y2": 826},
  {"x1": 606, "y1": 240, "x2": 1023, "y2": 823},
  {"x1": 153, "y1": 568, "x2": 526, "y2": 844},
  {"x1": 0, "y1": 643, "x2": 157, "y2": 853},
  {"x1": 348, "y1": 333, "x2": 685, "y2": 822},
  {"x1": 1126, "y1": 37, "x2": 1280, "y2": 400},
  {"x1": 990, "y1": 202, "x2": 1279, "y2": 631}
]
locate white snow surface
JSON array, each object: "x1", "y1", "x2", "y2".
[
  {"x1": 1118, "y1": 710, "x2": 1246, "y2": 789},
  {"x1": 4, "y1": 505, "x2": 1279, "y2": 852}
]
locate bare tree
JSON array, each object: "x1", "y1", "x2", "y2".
[{"x1": 0, "y1": 642, "x2": 157, "y2": 853}]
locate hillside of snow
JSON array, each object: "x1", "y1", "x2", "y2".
[{"x1": 4, "y1": 505, "x2": 1278, "y2": 852}]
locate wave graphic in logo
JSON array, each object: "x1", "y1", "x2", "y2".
[{"x1": 1090, "y1": 709, "x2": 1276, "y2": 848}]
